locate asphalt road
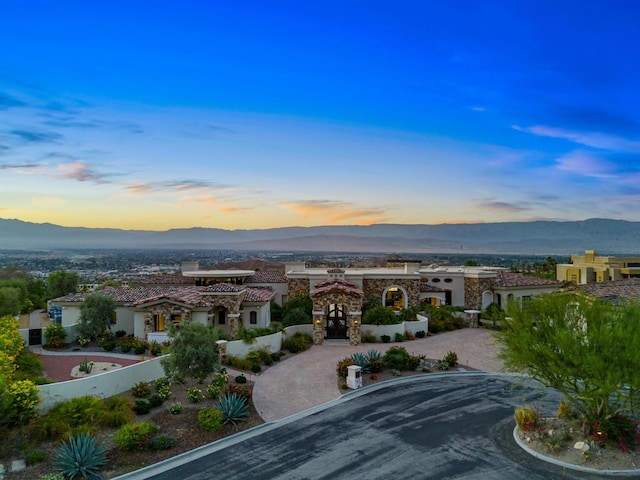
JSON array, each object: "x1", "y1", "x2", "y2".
[{"x1": 139, "y1": 373, "x2": 613, "y2": 480}]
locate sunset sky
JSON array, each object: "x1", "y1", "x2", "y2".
[{"x1": 1, "y1": 1, "x2": 639, "y2": 231}]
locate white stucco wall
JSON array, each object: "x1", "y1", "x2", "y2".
[
  {"x1": 283, "y1": 324, "x2": 313, "y2": 337},
  {"x1": 226, "y1": 331, "x2": 282, "y2": 358},
  {"x1": 38, "y1": 355, "x2": 167, "y2": 412},
  {"x1": 60, "y1": 305, "x2": 81, "y2": 327},
  {"x1": 113, "y1": 307, "x2": 134, "y2": 335},
  {"x1": 361, "y1": 319, "x2": 428, "y2": 340}
]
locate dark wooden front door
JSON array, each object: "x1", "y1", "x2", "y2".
[{"x1": 326, "y1": 304, "x2": 347, "y2": 339}]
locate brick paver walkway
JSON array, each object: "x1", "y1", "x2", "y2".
[{"x1": 253, "y1": 328, "x2": 503, "y2": 422}]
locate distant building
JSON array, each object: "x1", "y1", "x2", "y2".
[{"x1": 556, "y1": 250, "x2": 640, "y2": 285}]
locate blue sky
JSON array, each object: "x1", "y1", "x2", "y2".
[{"x1": 1, "y1": 1, "x2": 639, "y2": 230}]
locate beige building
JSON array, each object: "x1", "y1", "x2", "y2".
[{"x1": 556, "y1": 250, "x2": 640, "y2": 285}]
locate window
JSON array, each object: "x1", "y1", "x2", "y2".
[
  {"x1": 432, "y1": 278, "x2": 441, "y2": 283},
  {"x1": 170, "y1": 314, "x2": 182, "y2": 327},
  {"x1": 445, "y1": 290, "x2": 452, "y2": 305},
  {"x1": 444, "y1": 278, "x2": 453, "y2": 283},
  {"x1": 218, "y1": 310, "x2": 226, "y2": 325},
  {"x1": 111, "y1": 311, "x2": 117, "y2": 325},
  {"x1": 250, "y1": 311, "x2": 257, "y2": 325},
  {"x1": 153, "y1": 314, "x2": 165, "y2": 331}
]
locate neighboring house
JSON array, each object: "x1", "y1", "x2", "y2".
[
  {"x1": 577, "y1": 278, "x2": 640, "y2": 304},
  {"x1": 492, "y1": 271, "x2": 564, "y2": 309},
  {"x1": 53, "y1": 284, "x2": 275, "y2": 341},
  {"x1": 557, "y1": 249, "x2": 640, "y2": 285}
]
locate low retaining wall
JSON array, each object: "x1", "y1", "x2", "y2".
[
  {"x1": 226, "y1": 331, "x2": 283, "y2": 358},
  {"x1": 361, "y1": 318, "x2": 428, "y2": 340},
  {"x1": 38, "y1": 355, "x2": 167, "y2": 412},
  {"x1": 283, "y1": 324, "x2": 313, "y2": 337}
]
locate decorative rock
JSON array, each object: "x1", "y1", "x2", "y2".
[
  {"x1": 10, "y1": 459, "x2": 25, "y2": 472},
  {"x1": 573, "y1": 441, "x2": 590, "y2": 452}
]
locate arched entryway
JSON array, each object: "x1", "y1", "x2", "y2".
[
  {"x1": 382, "y1": 286, "x2": 407, "y2": 311},
  {"x1": 326, "y1": 303, "x2": 347, "y2": 339}
]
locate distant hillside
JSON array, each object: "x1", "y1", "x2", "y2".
[{"x1": 1, "y1": 217, "x2": 639, "y2": 254}]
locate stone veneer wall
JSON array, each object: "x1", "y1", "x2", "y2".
[
  {"x1": 143, "y1": 304, "x2": 192, "y2": 337},
  {"x1": 463, "y1": 277, "x2": 494, "y2": 310},
  {"x1": 362, "y1": 278, "x2": 421, "y2": 307},
  {"x1": 311, "y1": 291, "x2": 363, "y2": 345},
  {"x1": 287, "y1": 278, "x2": 311, "y2": 297}
]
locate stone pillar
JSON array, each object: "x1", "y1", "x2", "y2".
[
  {"x1": 228, "y1": 314, "x2": 241, "y2": 338},
  {"x1": 216, "y1": 340, "x2": 228, "y2": 363},
  {"x1": 312, "y1": 311, "x2": 324, "y2": 345},
  {"x1": 349, "y1": 313, "x2": 361, "y2": 346}
]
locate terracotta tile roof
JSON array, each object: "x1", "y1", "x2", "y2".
[
  {"x1": 54, "y1": 284, "x2": 274, "y2": 307},
  {"x1": 245, "y1": 270, "x2": 287, "y2": 284},
  {"x1": 493, "y1": 271, "x2": 563, "y2": 288},
  {"x1": 311, "y1": 279, "x2": 364, "y2": 298},
  {"x1": 133, "y1": 273, "x2": 194, "y2": 285},
  {"x1": 579, "y1": 278, "x2": 640, "y2": 300}
]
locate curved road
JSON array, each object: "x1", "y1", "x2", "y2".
[{"x1": 129, "y1": 373, "x2": 610, "y2": 480}]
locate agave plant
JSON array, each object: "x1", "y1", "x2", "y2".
[
  {"x1": 54, "y1": 432, "x2": 107, "y2": 479},
  {"x1": 215, "y1": 393, "x2": 249, "y2": 426},
  {"x1": 350, "y1": 352, "x2": 369, "y2": 371},
  {"x1": 365, "y1": 349, "x2": 383, "y2": 362}
]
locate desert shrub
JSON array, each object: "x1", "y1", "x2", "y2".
[
  {"x1": 38, "y1": 395, "x2": 105, "y2": 439},
  {"x1": 380, "y1": 335, "x2": 391, "y2": 343},
  {"x1": 100, "y1": 396, "x2": 134, "y2": 427},
  {"x1": 187, "y1": 387, "x2": 203, "y2": 404},
  {"x1": 361, "y1": 330, "x2": 377, "y2": 343},
  {"x1": 270, "y1": 351, "x2": 284, "y2": 362},
  {"x1": 250, "y1": 363, "x2": 261, "y2": 374},
  {"x1": 226, "y1": 355, "x2": 253, "y2": 371},
  {"x1": 133, "y1": 339, "x2": 148, "y2": 355},
  {"x1": 131, "y1": 381, "x2": 152, "y2": 398},
  {"x1": 151, "y1": 435, "x2": 177, "y2": 450},
  {"x1": 1, "y1": 379, "x2": 40, "y2": 427},
  {"x1": 394, "y1": 333, "x2": 405, "y2": 342},
  {"x1": 198, "y1": 407, "x2": 224, "y2": 432},
  {"x1": 223, "y1": 383, "x2": 252, "y2": 400},
  {"x1": 514, "y1": 406, "x2": 539, "y2": 431},
  {"x1": 383, "y1": 346, "x2": 411, "y2": 370},
  {"x1": 154, "y1": 377, "x2": 172, "y2": 400},
  {"x1": 443, "y1": 351, "x2": 458, "y2": 367},
  {"x1": 235, "y1": 374, "x2": 247, "y2": 384},
  {"x1": 97, "y1": 331, "x2": 116, "y2": 351},
  {"x1": 168, "y1": 402, "x2": 183, "y2": 415},
  {"x1": 148, "y1": 394, "x2": 163, "y2": 408},
  {"x1": 282, "y1": 332, "x2": 312, "y2": 353},
  {"x1": 118, "y1": 336, "x2": 136, "y2": 353},
  {"x1": 211, "y1": 371, "x2": 228, "y2": 387},
  {"x1": 404, "y1": 330, "x2": 416, "y2": 340},
  {"x1": 113, "y1": 421, "x2": 158, "y2": 451},
  {"x1": 556, "y1": 400, "x2": 573, "y2": 420},
  {"x1": 133, "y1": 400, "x2": 152, "y2": 415},
  {"x1": 362, "y1": 306, "x2": 400, "y2": 325},
  {"x1": 206, "y1": 384, "x2": 222, "y2": 400},
  {"x1": 415, "y1": 330, "x2": 426, "y2": 338},
  {"x1": 115, "y1": 330, "x2": 127, "y2": 338},
  {"x1": 336, "y1": 357, "x2": 354, "y2": 378},
  {"x1": 25, "y1": 449, "x2": 47, "y2": 465},
  {"x1": 149, "y1": 341, "x2": 162, "y2": 356},
  {"x1": 368, "y1": 358, "x2": 384, "y2": 373},
  {"x1": 13, "y1": 349, "x2": 44, "y2": 381},
  {"x1": 44, "y1": 323, "x2": 66, "y2": 348},
  {"x1": 407, "y1": 355, "x2": 422, "y2": 370}
]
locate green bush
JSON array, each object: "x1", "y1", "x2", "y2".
[
  {"x1": 133, "y1": 400, "x2": 152, "y2": 415},
  {"x1": 13, "y1": 349, "x2": 44, "y2": 381},
  {"x1": 149, "y1": 341, "x2": 163, "y2": 356},
  {"x1": 131, "y1": 381, "x2": 152, "y2": 398},
  {"x1": 151, "y1": 435, "x2": 177, "y2": 450},
  {"x1": 226, "y1": 355, "x2": 253, "y2": 371},
  {"x1": 443, "y1": 351, "x2": 458, "y2": 367},
  {"x1": 250, "y1": 363, "x2": 261, "y2": 374},
  {"x1": 235, "y1": 374, "x2": 247, "y2": 384},
  {"x1": 168, "y1": 402, "x2": 183, "y2": 415},
  {"x1": 380, "y1": 335, "x2": 391, "y2": 343},
  {"x1": 206, "y1": 384, "x2": 222, "y2": 399},
  {"x1": 383, "y1": 346, "x2": 411, "y2": 370},
  {"x1": 282, "y1": 332, "x2": 312, "y2": 353},
  {"x1": 113, "y1": 421, "x2": 158, "y2": 451},
  {"x1": 44, "y1": 323, "x2": 66, "y2": 348},
  {"x1": 100, "y1": 396, "x2": 134, "y2": 428},
  {"x1": 198, "y1": 407, "x2": 224, "y2": 432},
  {"x1": 154, "y1": 377, "x2": 172, "y2": 400},
  {"x1": 361, "y1": 331, "x2": 377, "y2": 343},
  {"x1": 415, "y1": 330, "x2": 426, "y2": 338},
  {"x1": 25, "y1": 449, "x2": 47, "y2": 465},
  {"x1": 97, "y1": 331, "x2": 116, "y2": 351},
  {"x1": 394, "y1": 332, "x2": 405, "y2": 342},
  {"x1": 187, "y1": 387, "x2": 203, "y2": 404},
  {"x1": 1, "y1": 379, "x2": 40, "y2": 428},
  {"x1": 368, "y1": 358, "x2": 384, "y2": 373},
  {"x1": 336, "y1": 357, "x2": 354, "y2": 378},
  {"x1": 362, "y1": 306, "x2": 400, "y2": 325},
  {"x1": 148, "y1": 394, "x2": 163, "y2": 408},
  {"x1": 38, "y1": 395, "x2": 105, "y2": 439}
]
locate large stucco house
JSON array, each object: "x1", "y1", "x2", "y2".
[
  {"x1": 557, "y1": 250, "x2": 640, "y2": 285},
  {"x1": 53, "y1": 259, "x2": 562, "y2": 345}
]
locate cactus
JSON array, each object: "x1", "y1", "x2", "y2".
[{"x1": 54, "y1": 433, "x2": 107, "y2": 480}]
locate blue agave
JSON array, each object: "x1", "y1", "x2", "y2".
[
  {"x1": 350, "y1": 352, "x2": 369, "y2": 371},
  {"x1": 54, "y1": 432, "x2": 106, "y2": 479},
  {"x1": 365, "y1": 349, "x2": 383, "y2": 362},
  {"x1": 215, "y1": 393, "x2": 249, "y2": 426}
]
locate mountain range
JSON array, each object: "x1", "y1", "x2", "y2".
[{"x1": 0, "y1": 218, "x2": 638, "y2": 254}]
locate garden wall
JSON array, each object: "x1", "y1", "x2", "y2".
[
  {"x1": 226, "y1": 331, "x2": 283, "y2": 358},
  {"x1": 20, "y1": 323, "x2": 79, "y2": 346},
  {"x1": 37, "y1": 355, "x2": 167, "y2": 412},
  {"x1": 361, "y1": 318, "x2": 428, "y2": 340},
  {"x1": 283, "y1": 324, "x2": 313, "y2": 337}
]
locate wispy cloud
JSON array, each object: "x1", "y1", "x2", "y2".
[
  {"x1": 0, "y1": 162, "x2": 44, "y2": 173},
  {"x1": 9, "y1": 129, "x2": 62, "y2": 144},
  {"x1": 55, "y1": 162, "x2": 112, "y2": 183},
  {"x1": 280, "y1": 200, "x2": 388, "y2": 224},
  {"x1": 477, "y1": 200, "x2": 529, "y2": 213},
  {"x1": 0, "y1": 91, "x2": 27, "y2": 110},
  {"x1": 513, "y1": 125, "x2": 640, "y2": 152},
  {"x1": 555, "y1": 151, "x2": 617, "y2": 179},
  {"x1": 125, "y1": 179, "x2": 231, "y2": 195}
]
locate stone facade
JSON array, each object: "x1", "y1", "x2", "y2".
[
  {"x1": 287, "y1": 278, "x2": 310, "y2": 297},
  {"x1": 363, "y1": 278, "x2": 421, "y2": 308},
  {"x1": 142, "y1": 303, "x2": 193, "y2": 337},
  {"x1": 463, "y1": 277, "x2": 494, "y2": 310},
  {"x1": 311, "y1": 288, "x2": 363, "y2": 346}
]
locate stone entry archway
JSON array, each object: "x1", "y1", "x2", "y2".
[{"x1": 326, "y1": 303, "x2": 347, "y2": 339}]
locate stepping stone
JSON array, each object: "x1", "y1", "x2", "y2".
[{"x1": 11, "y1": 459, "x2": 25, "y2": 472}]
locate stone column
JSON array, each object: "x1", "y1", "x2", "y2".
[
  {"x1": 312, "y1": 311, "x2": 324, "y2": 345},
  {"x1": 216, "y1": 340, "x2": 228, "y2": 363},
  {"x1": 349, "y1": 313, "x2": 361, "y2": 346},
  {"x1": 228, "y1": 314, "x2": 241, "y2": 338}
]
